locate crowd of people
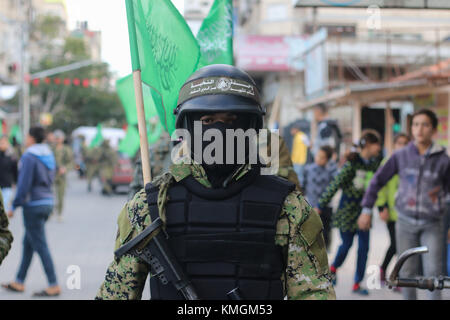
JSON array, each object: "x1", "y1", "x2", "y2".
[{"x1": 290, "y1": 106, "x2": 450, "y2": 299}]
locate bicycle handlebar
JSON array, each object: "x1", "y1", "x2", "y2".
[
  {"x1": 387, "y1": 246, "x2": 450, "y2": 291},
  {"x1": 393, "y1": 277, "x2": 450, "y2": 291}
]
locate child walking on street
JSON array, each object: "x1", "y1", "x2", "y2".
[
  {"x1": 359, "y1": 109, "x2": 450, "y2": 300},
  {"x1": 302, "y1": 145, "x2": 338, "y2": 250},
  {"x1": 318, "y1": 130, "x2": 382, "y2": 295},
  {"x1": 375, "y1": 133, "x2": 410, "y2": 284}
]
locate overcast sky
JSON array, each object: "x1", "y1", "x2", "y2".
[{"x1": 65, "y1": 0, "x2": 185, "y2": 78}]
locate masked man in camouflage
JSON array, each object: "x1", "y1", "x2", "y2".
[
  {"x1": 98, "y1": 140, "x2": 118, "y2": 195},
  {"x1": 53, "y1": 130, "x2": 74, "y2": 221},
  {"x1": 96, "y1": 65, "x2": 335, "y2": 300},
  {"x1": 0, "y1": 189, "x2": 13, "y2": 265},
  {"x1": 85, "y1": 146, "x2": 101, "y2": 192}
]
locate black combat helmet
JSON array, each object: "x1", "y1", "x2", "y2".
[{"x1": 174, "y1": 64, "x2": 265, "y2": 131}]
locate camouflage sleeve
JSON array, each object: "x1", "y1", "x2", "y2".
[
  {"x1": 96, "y1": 190, "x2": 151, "y2": 300},
  {"x1": 276, "y1": 191, "x2": 336, "y2": 300},
  {"x1": 0, "y1": 190, "x2": 13, "y2": 265}
]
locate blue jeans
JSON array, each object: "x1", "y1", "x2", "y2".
[
  {"x1": 396, "y1": 216, "x2": 443, "y2": 300},
  {"x1": 332, "y1": 229, "x2": 370, "y2": 284},
  {"x1": 1, "y1": 187, "x2": 13, "y2": 212},
  {"x1": 16, "y1": 205, "x2": 58, "y2": 287}
]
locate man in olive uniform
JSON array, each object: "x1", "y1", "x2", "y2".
[
  {"x1": 85, "y1": 146, "x2": 101, "y2": 192},
  {"x1": 53, "y1": 130, "x2": 74, "y2": 221},
  {"x1": 98, "y1": 140, "x2": 118, "y2": 195},
  {"x1": 0, "y1": 189, "x2": 13, "y2": 265},
  {"x1": 128, "y1": 132, "x2": 172, "y2": 200},
  {"x1": 96, "y1": 65, "x2": 335, "y2": 300}
]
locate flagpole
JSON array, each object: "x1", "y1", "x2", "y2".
[{"x1": 125, "y1": 0, "x2": 152, "y2": 185}]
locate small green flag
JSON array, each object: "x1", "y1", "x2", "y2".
[
  {"x1": 116, "y1": 74, "x2": 158, "y2": 126},
  {"x1": 118, "y1": 125, "x2": 140, "y2": 157},
  {"x1": 116, "y1": 73, "x2": 163, "y2": 150},
  {"x1": 126, "y1": 0, "x2": 200, "y2": 135},
  {"x1": 89, "y1": 124, "x2": 103, "y2": 148},
  {"x1": 196, "y1": 0, "x2": 234, "y2": 68}
]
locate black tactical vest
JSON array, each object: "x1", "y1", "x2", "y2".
[{"x1": 145, "y1": 168, "x2": 295, "y2": 300}]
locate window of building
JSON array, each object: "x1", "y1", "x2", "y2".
[{"x1": 305, "y1": 24, "x2": 356, "y2": 37}]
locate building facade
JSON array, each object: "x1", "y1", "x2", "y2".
[{"x1": 235, "y1": 0, "x2": 450, "y2": 155}]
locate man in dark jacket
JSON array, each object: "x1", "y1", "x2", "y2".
[
  {"x1": 2, "y1": 126, "x2": 61, "y2": 297},
  {"x1": 0, "y1": 136, "x2": 18, "y2": 213}
]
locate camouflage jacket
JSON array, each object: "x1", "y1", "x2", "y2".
[
  {"x1": 85, "y1": 147, "x2": 102, "y2": 165},
  {"x1": 98, "y1": 145, "x2": 118, "y2": 168},
  {"x1": 96, "y1": 163, "x2": 335, "y2": 300},
  {"x1": 0, "y1": 189, "x2": 13, "y2": 265}
]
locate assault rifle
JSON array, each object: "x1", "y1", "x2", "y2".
[{"x1": 114, "y1": 217, "x2": 199, "y2": 300}]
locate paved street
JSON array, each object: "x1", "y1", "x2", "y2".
[
  {"x1": 0, "y1": 172, "x2": 152, "y2": 300},
  {"x1": 0, "y1": 172, "x2": 448, "y2": 300}
]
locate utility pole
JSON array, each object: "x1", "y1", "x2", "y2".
[{"x1": 19, "y1": 0, "x2": 31, "y2": 144}]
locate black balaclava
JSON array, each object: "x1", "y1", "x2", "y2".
[{"x1": 188, "y1": 113, "x2": 253, "y2": 188}]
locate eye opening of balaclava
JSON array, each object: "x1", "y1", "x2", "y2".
[{"x1": 185, "y1": 111, "x2": 258, "y2": 188}]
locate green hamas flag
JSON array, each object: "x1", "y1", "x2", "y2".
[
  {"x1": 116, "y1": 74, "x2": 157, "y2": 125},
  {"x1": 196, "y1": 0, "x2": 234, "y2": 68},
  {"x1": 126, "y1": 0, "x2": 200, "y2": 135},
  {"x1": 118, "y1": 125, "x2": 140, "y2": 157},
  {"x1": 116, "y1": 74, "x2": 163, "y2": 152},
  {"x1": 89, "y1": 124, "x2": 103, "y2": 148}
]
